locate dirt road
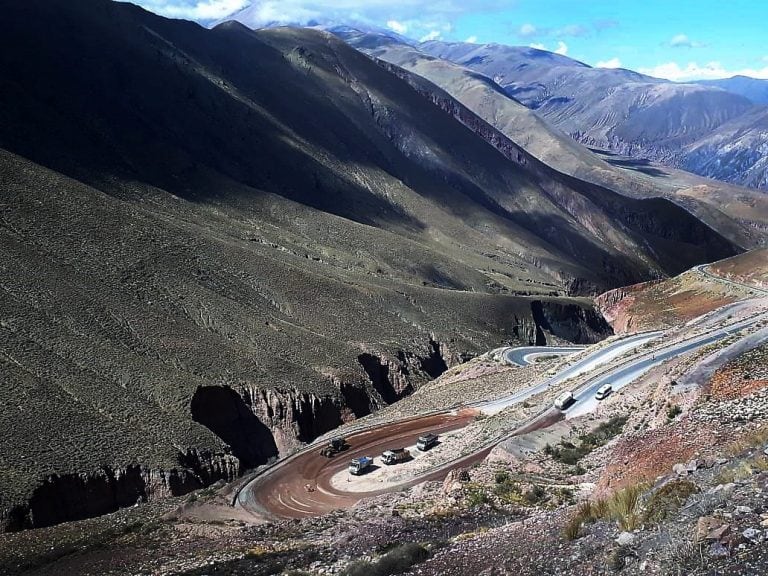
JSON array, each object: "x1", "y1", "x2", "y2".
[{"x1": 238, "y1": 409, "x2": 486, "y2": 519}]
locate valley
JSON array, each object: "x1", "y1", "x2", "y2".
[{"x1": 1, "y1": 1, "x2": 768, "y2": 575}]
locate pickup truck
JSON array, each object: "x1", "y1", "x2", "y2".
[{"x1": 348, "y1": 456, "x2": 373, "y2": 475}]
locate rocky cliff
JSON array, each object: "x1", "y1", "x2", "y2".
[{"x1": 1, "y1": 451, "x2": 239, "y2": 532}]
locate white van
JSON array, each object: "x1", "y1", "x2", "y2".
[
  {"x1": 595, "y1": 384, "x2": 613, "y2": 400},
  {"x1": 554, "y1": 391, "x2": 575, "y2": 410}
]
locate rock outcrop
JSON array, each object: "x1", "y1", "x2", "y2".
[{"x1": 1, "y1": 453, "x2": 238, "y2": 532}]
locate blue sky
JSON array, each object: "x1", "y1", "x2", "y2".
[{"x1": 131, "y1": 0, "x2": 768, "y2": 80}]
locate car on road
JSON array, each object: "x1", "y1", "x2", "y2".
[
  {"x1": 595, "y1": 384, "x2": 613, "y2": 401},
  {"x1": 416, "y1": 433, "x2": 439, "y2": 451},
  {"x1": 554, "y1": 391, "x2": 576, "y2": 410},
  {"x1": 348, "y1": 456, "x2": 373, "y2": 475},
  {"x1": 381, "y1": 448, "x2": 411, "y2": 465}
]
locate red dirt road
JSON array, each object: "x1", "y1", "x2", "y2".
[{"x1": 238, "y1": 409, "x2": 486, "y2": 519}]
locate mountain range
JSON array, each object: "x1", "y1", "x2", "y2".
[
  {"x1": 218, "y1": 8, "x2": 768, "y2": 193},
  {"x1": 5, "y1": 0, "x2": 768, "y2": 533},
  {"x1": 2, "y1": 0, "x2": 750, "y2": 529}
]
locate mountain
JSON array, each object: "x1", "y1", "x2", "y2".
[
  {"x1": 682, "y1": 106, "x2": 768, "y2": 189},
  {"x1": 698, "y1": 75, "x2": 768, "y2": 105},
  {"x1": 419, "y1": 41, "x2": 754, "y2": 162},
  {"x1": 0, "y1": 0, "x2": 743, "y2": 529},
  {"x1": 334, "y1": 28, "x2": 768, "y2": 248},
  {"x1": 418, "y1": 41, "x2": 768, "y2": 191}
]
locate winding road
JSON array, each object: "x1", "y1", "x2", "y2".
[
  {"x1": 502, "y1": 346, "x2": 584, "y2": 367},
  {"x1": 235, "y1": 266, "x2": 767, "y2": 521}
]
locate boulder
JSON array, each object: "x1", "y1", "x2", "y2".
[
  {"x1": 616, "y1": 532, "x2": 636, "y2": 546},
  {"x1": 696, "y1": 516, "x2": 728, "y2": 542}
]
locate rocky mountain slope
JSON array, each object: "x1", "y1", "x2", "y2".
[
  {"x1": 417, "y1": 40, "x2": 768, "y2": 191},
  {"x1": 1, "y1": 0, "x2": 745, "y2": 530},
  {"x1": 333, "y1": 28, "x2": 768, "y2": 249},
  {"x1": 699, "y1": 76, "x2": 768, "y2": 105},
  {"x1": 682, "y1": 106, "x2": 768, "y2": 190}
]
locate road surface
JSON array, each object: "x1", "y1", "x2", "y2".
[
  {"x1": 236, "y1": 409, "x2": 486, "y2": 519},
  {"x1": 694, "y1": 264, "x2": 768, "y2": 296},
  {"x1": 565, "y1": 313, "x2": 765, "y2": 418},
  {"x1": 502, "y1": 346, "x2": 584, "y2": 367},
  {"x1": 481, "y1": 332, "x2": 661, "y2": 415}
]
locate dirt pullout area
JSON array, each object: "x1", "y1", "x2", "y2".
[{"x1": 239, "y1": 409, "x2": 484, "y2": 519}]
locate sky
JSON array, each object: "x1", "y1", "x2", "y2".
[{"x1": 130, "y1": 0, "x2": 768, "y2": 81}]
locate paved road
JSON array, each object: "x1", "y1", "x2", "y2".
[
  {"x1": 502, "y1": 346, "x2": 584, "y2": 367},
  {"x1": 481, "y1": 331, "x2": 662, "y2": 415},
  {"x1": 694, "y1": 264, "x2": 768, "y2": 296},
  {"x1": 565, "y1": 313, "x2": 766, "y2": 419}
]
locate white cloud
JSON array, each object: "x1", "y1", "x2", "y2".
[
  {"x1": 668, "y1": 33, "x2": 704, "y2": 48},
  {"x1": 387, "y1": 19, "x2": 408, "y2": 34},
  {"x1": 639, "y1": 61, "x2": 768, "y2": 81},
  {"x1": 529, "y1": 41, "x2": 568, "y2": 55},
  {"x1": 420, "y1": 30, "x2": 442, "y2": 42},
  {"x1": 518, "y1": 23, "x2": 538, "y2": 38},
  {"x1": 134, "y1": 0, "x2": 505, "y2": 30},
  {"x1": 132, "y1": 0, "x2": 250, "y2": 20},
  {"x1": 556, "y1": 24, "x2": 589, "y2": 38},
  {"x1": 596, "y1": 57, "x2": 622, "y2": 69},
  {"x1": 465, "y1": 35, "x2": 478, "y2": 44}
]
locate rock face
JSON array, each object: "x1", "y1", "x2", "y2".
[{"x1": 1, "y1": 453, "x2": 238, "y2": 532}]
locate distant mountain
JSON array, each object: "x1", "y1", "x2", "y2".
[
  {"x1": 419, "y1": 41, "x2": 755, "y2": 165},
  {"x1": 698, "y1": 76, "x2": 768, "y2": 105},
  {"x1": 683, "y1": 106, "x2": 768, "y2": 189},
  {"x1": 336, "y1": 28, "x2": 768, "y2": 247},
  {"x1": 412, "y1": 41, "x2": 768, "y2": 191},
  {"x1": 2, "y1": 0, "x2": 743, "y2": 529}
]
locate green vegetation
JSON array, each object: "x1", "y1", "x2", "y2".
[
  {"x1": 563, "y1": 515, "x2": 583, "y2": 541},
  {"x1": 491, "y1": 473, "x2": 549, "y2": 507},
  {"x1": 608, "y1": 484, "x2": 645, "y2": 531},
  {"x1": 643, "y1": 480, "x2": 699, "y2": 524},
  {"x1": 666, "y1": 405, "x2": 683, "y2": 420},
  {"x1": 564, "y1": 483, "x2": 648, "y2": 540},
  {"x1": 340, "y1": 543, "x2": 430, "y2": 576},
  {"x1": 545, "y1": 416, "x2": 628, "y2": 465},
  {"x1": 465, "y1": 487, "x2": 491, "y2": 508}
]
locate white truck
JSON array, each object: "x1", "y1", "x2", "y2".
[
  {"x1": 348, "y1": 456, "x2": 373, "y2": 475},
  {"x1": 554, "y1": 391, "x2": 576, "y2": 410}
]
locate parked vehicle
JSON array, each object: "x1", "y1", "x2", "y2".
[
  {"x1": 554, "y1": 391, "x2": 575, "y2": 410},
  {"x1": 348, "y1": 456, "x2": 373, "y2": 475},
  {"x1": 381, "y1": 448, "x2": 411, "y2": 465},
  {"x1": 416, "y1": 433, "x2": 439, "y2": 451},
  {"x1": 319, "y1": 437, "x2": 347, "y2": 458},
  {"x1": 595, "y1": 384, "x2": 613, "y2": 401}
]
